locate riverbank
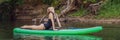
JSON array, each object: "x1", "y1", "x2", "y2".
[
  {"x1": 62, "y1": 18, "x2": 120, "y2": 24},
  {"x1": 16, "y1": 17, "x2": 120, "y2": 25}
]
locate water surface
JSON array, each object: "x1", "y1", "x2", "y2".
[{"x1": 0, "y1": 20, "x2": 120, "y2": 40}]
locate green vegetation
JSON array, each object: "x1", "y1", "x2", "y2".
[
  {"x1": 0, "y1": 0, "x2": 23, "y2": 21},
  {"x1": 96, "y1": 0, "x2": 120, "y2": 19},
  {"x1": 69, "y1": 0, "x2": 120, "y2": 19},
  {"x1": 69, "y1": 8, "x2": 87, "y2": 17},
  {"x1": 0, "y1": 0, "x2": 120, "y2": 20},
  {"x1": 83, "y1": 0, "x2": 97, "y2": 3},
  {"x1": 51, "y1": 0, "x2": 60, "y2": 7},
  {"x1": 43, "y1": 0, "x2": 60, "y2": 7},
  {"x1": 0, "y1": 0, "x2": 9, "y2": 4},
  {"x1": 42, "y1": 0, "x2": 59, "y2": 6},
  {"x1": 15, "y1": 0, "x2": 23, "y2": 5},
  {"x1": 42, "y1": 0, "x2": 53, "y2": 5}
]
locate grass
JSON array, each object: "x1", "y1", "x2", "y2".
[
  {"x1": 69, "y1": 8, "x2": 87, "y2": 17},
  {"x1": 95, "y1": 0, "x2": 120, "y2": 19},
  {"x1": 69, "y1": 0, "x2": 120, "y2": 19}
]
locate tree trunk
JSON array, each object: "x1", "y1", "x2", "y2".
[
  {"x1": 59, "y1": 0, "x2": 77, "y2": 17},
  {"x1": 58, "y1": 0, "x2": 104, "y2": 17}
]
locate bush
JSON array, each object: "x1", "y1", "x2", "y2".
[{"x1": 96, "y1": 0, "x2": 120, "y2": 19}]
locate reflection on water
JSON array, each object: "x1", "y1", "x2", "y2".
[
  {"x1": 0, "y1": 20, "x2": 120, "y2": 40},
  {"x1": 14, "y1": 33, "x2": 102, "y2": 40}
]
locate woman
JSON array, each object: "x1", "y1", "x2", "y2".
[{"x1": 21, "y1": 7, "x2": 61, "y2": 30}]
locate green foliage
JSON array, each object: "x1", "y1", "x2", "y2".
[
  {"x1": 51, "y1": 0, "x2": 60, "y2": 7},
  {"x1": 16, "y1": 0, "x2": 24, "y2": 5},
  {"x1": 83, "y1": 0, "x2": 97, "y2": 3},
  {"x1": 69, "y1": 8, "x2": 87, "y2": 17},
  {"x1": 110, "y1": 0, "x2": 120, "y2": 5},
  {"x1": 42, "y1": 0, "x2": 59, "y2": 7},
  {"x1": 0, "y1": 0, "x2": 23, "y2": 21},
  {"x1": 69, "y1": 0, "x2": 120, "y2": 19},
  {"x1": 0, "y1": 0, "x2": 10, "y2": 4},
  {"x1": 55, "y1": 10, "x2": 60, "y2": 14},
  {"x1": 95, "y1": 0, "x2": 120, "y2": 19},
  {"x1": 42, "y1": 0, "x2": 53, "y2": 5}
]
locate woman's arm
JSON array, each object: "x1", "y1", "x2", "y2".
[
  {"x1": 49, "y1": 13, "x2": 56, "y2": 30},
  {"x1": 54, "y1": 13, "x2": 62, "y2": 27}
]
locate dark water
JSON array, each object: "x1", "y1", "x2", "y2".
[{"x1": 0, "y1": 20, "x2": 120, "y2": 40}]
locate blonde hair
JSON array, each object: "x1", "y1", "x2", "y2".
[{"x1": 47, "y1": 7, "x2": 55, "y2": 13}]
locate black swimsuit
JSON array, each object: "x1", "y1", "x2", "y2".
[
  {"x1": 44, "y1": 19, "x2": 52, "y2": 30},
  {"x1": 44, "y1": 12, "x2": 55, "y2": 30}
]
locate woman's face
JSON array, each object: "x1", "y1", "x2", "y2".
[{"x1": 47, "y1": 7, "x2": 55, "y2": 13}]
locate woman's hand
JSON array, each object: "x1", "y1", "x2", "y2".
[{"x1": 53, "y1": 29, "x2": 58, "y2": 31}]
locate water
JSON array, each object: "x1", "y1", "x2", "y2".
[
  {"x1": 0, "y1": 20, "x2": 120, "y2": 40},
  {"x1": 14, "y1": 34, "x2": 102, "y2": 40}
]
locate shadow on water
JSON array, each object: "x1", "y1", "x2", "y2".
[
  {"x1": 0, "y1": 21, "x2": 15, "y2": 40},
  {"x1": 13, "y1": 33, "x2": 102, "y2": 40}
]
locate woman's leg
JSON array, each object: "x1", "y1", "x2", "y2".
[
  {"x1": 21, "y1": 24, "x2": 45, "y2": 30},
  {"x1": 32, "y1": 24, "x2": 45, "y2": 30}
]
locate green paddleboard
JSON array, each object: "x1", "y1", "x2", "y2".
[{"x1": 13, "y1": 26, "x2": 102, "y2": 35}]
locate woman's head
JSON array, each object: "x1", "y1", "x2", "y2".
[{"x1": 47, "y1": 7, "x2": 55, "y2": 13}]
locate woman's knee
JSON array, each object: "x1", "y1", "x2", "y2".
[{"x1": 35, "y1": 24, "x2": 45, "y2": 30}]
